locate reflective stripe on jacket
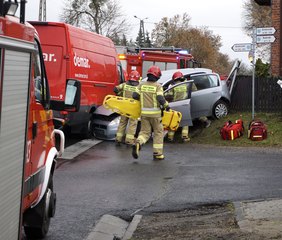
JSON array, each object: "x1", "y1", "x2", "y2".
[
  {"x1": 115, "y1": 82, "x2": 138, "y2": 98},
  {"x1": 169, "y1": 80, "x2": 188, "y2": 101},
  {"x1": 138, "y1": 81, "x2": 164, "y2": 117}
]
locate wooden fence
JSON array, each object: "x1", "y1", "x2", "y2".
[{"x1": 230, "y1": 75, "x2": 282, "y2": 112}]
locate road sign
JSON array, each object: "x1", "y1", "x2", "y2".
[
  {"x1": 256, "y1": 27, "x2": 276, "y2": 35},
  {"x1": 231, "y1": 43, "x2": 252, "y2": 52},
  {"x1": 256, "y1": 35, "x2": 276, "y2": 43}
]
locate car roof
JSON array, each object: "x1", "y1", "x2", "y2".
[{"x1": 142, "y1": 68, "x2": 213, "y2": 84}]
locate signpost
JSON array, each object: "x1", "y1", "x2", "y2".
[
  {"x1": 231, "y1": 27, "x2": 276, "y2": 120},
  {"x1": 231, "y1": 43, "x2": 252, "y2": 52},
  {"x1": 256, "y1": 35, "x2": 275, "y2": 43},
  {"x1": 256, "y1": 27, "x2": 276, "y2": 35}
]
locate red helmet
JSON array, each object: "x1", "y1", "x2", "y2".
[
  {"x1": 128, "y1": 70, "x2": 140, "y2": 81},
  {"x1": 172, "y1": 71, "x2": 184, "y2": 81},
  {"x1": 147, "y1": 66, "x2": 162, "y2": 79}
]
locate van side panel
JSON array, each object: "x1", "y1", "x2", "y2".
[{"x1": 67, "y1": 25, "x2": 118, "y2": 106}]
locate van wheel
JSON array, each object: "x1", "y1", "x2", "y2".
[
  {"x1": 24, "y1": 175, "x2": 56, "y2": 239},
  {"x1": 213, "y1": 100, "x2": 228, "y2": 119}
]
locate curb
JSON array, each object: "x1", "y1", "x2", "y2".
[
  {"x1": 60, "y1": 139, "x2": 102, "y2": 160},
  {"x1": 234, "y1": 198, "x2": 282, "y2": 237},
  {"x1": 85, "y1": 214, "x2": 142, "y2": 240},
  {"x1": 122, "y1": 215, "x2": 142, "y2": 240}
]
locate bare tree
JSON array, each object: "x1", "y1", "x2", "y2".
[
  {"x1": 243, "y1": 0, "x2": 271, "y2": 35},
  {"x1": 243, "y1": 0, "x2": 271, "y2": 62},
  {"x1": 61, "y1": 0, "x2": 130, "y2": 40},
  {"x1": 151, "y1": 13, "x2": 232, "y2": 74},
  {"x1": 151, "y1": 13, "x2": 191, "y2": 47}
]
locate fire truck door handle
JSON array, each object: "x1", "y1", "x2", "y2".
[
  {"x1": 94, "y1": 83, "x2": 106, "y2": 88},
  {"x1": 32, "y1": 122, "x2": 38, "y2": 139}
]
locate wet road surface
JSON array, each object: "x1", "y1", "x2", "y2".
[{"x1": 46, "y1": 140, "x2": 282, "y2": 239}]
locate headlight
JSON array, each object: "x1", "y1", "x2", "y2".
[{"x1": 109, "y1": 116, "x2": 120, "y2": 126}]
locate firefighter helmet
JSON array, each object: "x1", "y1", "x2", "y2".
[
  {"x1": 147, "y1": 66, "x2": 162, "y2": 79},
  {"x1": 128, "y1": 70, "x2": 140, "y2": 81},
  {"x1": 172, "y1": 71, "x2": 184, "y2": 81}
]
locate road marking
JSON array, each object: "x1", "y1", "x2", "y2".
[{"x1": 60, "y1": 139, "x2": 102, "y2": 160}]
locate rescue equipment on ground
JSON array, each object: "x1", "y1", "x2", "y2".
[
  {"x1": 220, "y1": 119, "x2": 244, "y2": 140},
  {"x1": 103, "y1": 95, "x2": 182, "y2": 131},
  {"x1": 248, "y1": 120, "x2": 267, "y2": 141}
]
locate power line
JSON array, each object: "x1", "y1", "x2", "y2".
[
  {"x1": 193, "y1": 25, "x2": 243, "y2": 29},
  {"x1": 143, "y1": 21, "x2": 243, "y2": 29}
]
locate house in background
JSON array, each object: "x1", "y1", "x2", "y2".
[{"x1": 255, "y1": 0, "x2": 282, "y2": 76}]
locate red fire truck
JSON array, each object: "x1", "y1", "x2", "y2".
[
  {"x1": 30, "y1": 22, "x2": 126, "y2": 137},
  {"x1": 0, "y1": 1, "x2": 80, "y2": 239},
  {"x1": 116, "y1": 46, "x2": 201, "y2": 78}
]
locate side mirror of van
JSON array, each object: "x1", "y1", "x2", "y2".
[{"x1": 50, "y1": 79, "x2": 81, "y2": 112}]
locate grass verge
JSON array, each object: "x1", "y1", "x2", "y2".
[{"x1": 188, "y1": 111, "x2": 282, "y2": 148}]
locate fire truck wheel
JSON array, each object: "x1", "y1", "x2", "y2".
[
  {"x1": 212, "y1": 100, "x2": 228, "y2": 119},
  {"x1": 24, "y1": 175, "x2": 55, "y2": 239}
]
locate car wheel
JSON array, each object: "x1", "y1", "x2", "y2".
[
  {"x1": 81, "y1": 118, "x2": 94, "y2": 139},
  {"x1": 213, "y1": 100, "x2": 228, "y2": 119}
]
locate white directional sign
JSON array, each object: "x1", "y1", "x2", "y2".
[
  {"x1": 256, "y1": 27, "x2": 276, "y2": 35},
  {"x1": 256, "y1": 35, "x2": 276, "y2": 43},
  {"x1": 231, "y1": 43, "x2": 252, "y2": 52}
]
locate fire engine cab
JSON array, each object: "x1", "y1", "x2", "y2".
[
  {"x1": 0, "y1": 0, "x2": 80, "y2": 239},
  {"x1": 116, "y1": 46, "x2": 201, "y2": 78}
]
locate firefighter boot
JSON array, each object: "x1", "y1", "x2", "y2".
[
  {"x1": 182, "y1": 137, "x2": 191, "y2": 143},
  {"x1": 153, "y1": 154, "x2": 165, "y2": 161},
  {"x1": 132, "y1": 142, "x2": 141, "y2": 159},
  {"x1": 167, "y1": 130, "x2": 175, "y2": 142},
  {"x1": 181, "y1": 126, "x2": 190, "y2": 142}
]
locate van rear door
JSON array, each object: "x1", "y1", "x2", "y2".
[{"x1": 31, "y1": 23, "x2": 67, "y2": 102}]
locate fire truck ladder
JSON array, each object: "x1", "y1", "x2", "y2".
[{"x1": 135, "y1": 47, "x2": 185, "y2": 53}]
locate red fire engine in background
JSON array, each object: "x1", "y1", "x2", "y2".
[
  {"x1": 0, "y1": 1, "x2": 80, "y2": 239},
  {"x1": 116, "y1": 46, "x2": 201, "y2": 78}
]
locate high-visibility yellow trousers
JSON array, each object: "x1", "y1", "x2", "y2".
[
  {"x1": 137, "y1": 116, "x2": 164, "y2": 156},
  {"x1": 167, "y1": 126, "x2": 189, "y2": 141},
  {"x1": 116, "y1": 116, "x2": 138, "y2": 144}
]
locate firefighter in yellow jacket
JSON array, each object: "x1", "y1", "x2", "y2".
[
  {"x1": 132, "y1": 66, "x2": 170, "y2": 160},
  {"x1": 166, "y1": 71, "x2": 193, "y2": 142},
  {"x1": 114, "y1": 70, "x2": 140, "y2": 145}
]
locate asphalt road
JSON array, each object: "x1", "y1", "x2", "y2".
[{"x1": 46, "y1": 140, "x2": 282, "y2": 240}]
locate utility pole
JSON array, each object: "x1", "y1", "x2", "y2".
[
  {"x1": 39, "y1": 0, "x2": 46, "y2": 21},
  {"x1": 251, "y1": 27, "x2": 256, "y2": 120},
  {"x1": 134, "y1": 15, "x2": 148, "y2": 47}
]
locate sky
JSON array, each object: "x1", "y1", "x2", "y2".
[{"x1": 23, "y1": 0, "x2": 252, "y2": 66}]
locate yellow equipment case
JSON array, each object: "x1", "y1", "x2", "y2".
[{"x1": 103, "y1": 95, "x2": 182, "y2": 131}]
